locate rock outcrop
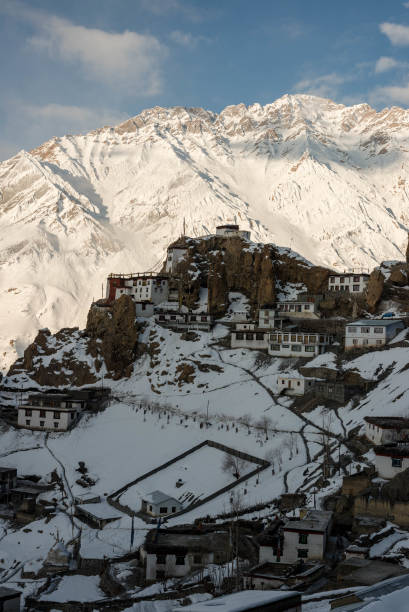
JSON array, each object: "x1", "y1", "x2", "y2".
[
  {"x1": 365, "y1": 269, "x2": 385, "y2": 312},
  {"x1": 86, "y1": 295, "x2": 142, "y2": 380}
]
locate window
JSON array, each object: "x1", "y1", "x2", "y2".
[
  {"x1": 270, "y1": 344, "x2": 281, "y2": 351},
  {"x1": 270, "y1": 334, "x2": 277, "y2": 341},
  {"x1": 40, "y1": 410, "x2": 46, "y2": 418},
  {"x1": 291, "y1": 345, "x2": 302, "y2": 351},
  {"x1": 193, "y1": 554, "x2": 202, "y2": 564},
  {"x1": 26, "y1": 420, "x2": 30, "y2": 426},
  {"x1": 159, "y1": 315, "x2": 165, "y2": 321},
  {"x1": 297, "y1": 335, "x2": 303, "y2": 342},
  {"x1": 40, "y1": 421, "x2": 45, "y2": 427},
  {"x1": 361, "y1": 327, "x2": 370, "y2": 333},
  {"x1": 172, "y1": 506, "x2": 176, "y2": 513},
  {"x1": 284, "y1": 334, "x2": 289, "y2": 341},
  {"x1": 256, "y1": 333, "x2": 264, "y2": 340},
  {"x1": 340, "y1": 277, "x2": 345, "y2": 283},
  {"x1": 176, "y1": 555, "x2": 185, "y2": 565},
  {"x1": 376, "y1": 340, "x2": 383, "y2": 345},
  {"x1": 362, "y1": 339, "x2": 369, "y2": 345},
  {"x1": 298, "y1": 549, "x2": 308, "y2": 558},
  {"x1": 374, "y1": 327, "x2": 383, "y2": 334},
  {"x1": 157, "y1": 554, "x2": 166, "y2": 565},
  {"x1": 392, "y1": 458, "x2": 402, "y2": 468},
  {"x1": 191, "y1": 315, "x2": 196, "y2": 321},
  {"x1": 352, "y1": 339, "x2": 359, "y2": 346},
  {"x1": 282, "y1": 344, "x2": 289, "y2": 348},
  {"x1": 149, "y1": 505, "x2": 153, "y2": 512},
  {"x1": 304, "y1": 304, "x2": 310, "y2": 310},
  {"x1": 297, "y1": 381, "x2": 301, "y2": 386},
  {"x1": 53, "y1": 412, "x2": 60, "y2": 419},
  {"x1": 54, "y1": 422, "x2": 59, "y2": 428},
  {"x1": 299, "y1": 533, "x2": 308, "y2": 544},
  {"x1": 305, "y1": 346, "x2": 315, "y2": 352},
  {"x1": 171, "y1": 315, "x2": 176, "y2": 321},
  {"x1": 291, "y1": 334, "x2": 296, "y2": 341},
  {"x1": 236, "y1": 332, "x2": 244, "y2": 340},
  {"x1": 353, "y1": 285, "x2": 360, "y2": 291},
  {"x1": 290, "y1": 305, "x2": 295, "y2": 311},
  {"x1": 330, "y1": 277, "x2": 335, "y2": 283},
  {"x1": 201, "y1": 316, "x2": 207, "y2": 322},
  {"x1": 353, "y1": 275, "x2": 360, "y2": 282},
  {"x1": 25, "y1": 409, "x2": 32, "y2": 416},
  {"x1": 309, "y1": 336, "x2": 316, "y2": 343},
  {"x1": 335, "y1": 286, "x2": 339, "y2": 291},
  {"x1": 159, "y1": 507, "x2": 168, "y2": 514}
]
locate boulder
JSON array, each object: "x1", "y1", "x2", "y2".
[{"x1": 389, "y1": 265, "x2": 408, "y2": 287}]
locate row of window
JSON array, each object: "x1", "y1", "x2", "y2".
[
  {"x1": 156, "y1": 553, "x2": 203, "y2": 565},
  {"x1": 350, "y1": 339, "x2": 383, "y2": 346},
  {"x1": 329, "y1": 285, "x2": 361, "y2": 292},
  {"x1": 271, "y1": 344, "x2": 316, "y2": 352},
  {"x1": 329, "y1": 275, "x2": 363, "y2": 283},
  {"x1": 348, "y1": 326, "x2": 384, "y2": 334},
  {"x1": 25, "y1": 409, "x2": 63, "y2": 418},
  {"x1": 25, "y1": 420, "x2": 62, "y2": 428},
  {"x1": 235, "y1": 332, "x2": 265, "y2": 341},
  {"x1": 277, "y1": 304, "x2": 312, "y2": 311},
  {"x1": 271, "y1": 333, "x2": 326, "y2": 343}
]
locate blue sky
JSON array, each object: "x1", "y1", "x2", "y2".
[{"x1": 2, "y1": 0, "x2": 409, "y2": 160}]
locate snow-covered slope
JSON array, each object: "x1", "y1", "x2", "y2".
[{"x1": 2, "y1": 94, "x2": 409, "y2": 369}]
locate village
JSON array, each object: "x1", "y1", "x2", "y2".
[{"x1": 1, "y1": 225, "x2": 409, "y2": 611}]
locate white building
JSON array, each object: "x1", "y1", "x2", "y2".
[
  {"x1": 215, "y1": 224, "x2": 251, "y2": 240},
  {"x1": 364, "y1": 417, "x2": 409, "y2": 446},
  {"x1": 230, "y1": 324, "x2": 268, "y2": 350},
  {"x1": 165, "y1": 240, "x2": 189, "y2": 274},
  {"x1": 276, "y1": 299, "x2": 320, "y2": 319},
  {"x1": 328, "y1": 273, "x2": 369, "y2": 293},
  {"x1": 18, "y1": 394, "x2": 82, "y2": 432},
  {"x1": 375, "y1": 445, "x2": 409, "y2": 479},
  {"x1": 268, "y1": 331, "x2": 333, "y2": 358},
  {"x1": 345, "y1": 319, "x2": 405, "y2": 350},
  {"x1": 155, "y1": 310, "x2": 213, "y2": 331},
  {"x1": 108, "y1": 274, "x2": 169, "y2": 305},
  {"x1": 140, "y1": 530, "x2": 229, "y2": 582},
  {"x1": 258, "y1": 309, "x2": 285, "y2": 329},
  {"x1": 259, "y1": 510, "x2": 332, "y2": 565},
  {"x1": 277, "y1": 376, "x2": 316, "y2": 396},
  {"x1": 141, "y1": 491, "x2": 183, "y2": 517}
]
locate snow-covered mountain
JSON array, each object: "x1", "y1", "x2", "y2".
[{"x1": 1, "y1": 93, "x2": 409, "y2": 370}]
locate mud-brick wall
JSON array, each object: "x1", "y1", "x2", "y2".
[{"x1": 353, "y1": 496, "x2": 409, "y2": 528}]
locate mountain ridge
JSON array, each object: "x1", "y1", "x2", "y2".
[{"x1": 1, "y1": 93, "x2": 409, "y2": 370}]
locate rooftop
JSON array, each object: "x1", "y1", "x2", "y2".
[
  {"x1": 144, "y1": 490, "x2": 181, "y2": 506},
  {"x1": 283, "y1": 509, "x2": 332, "y2": 533},
  {"x1": 174, "y1": 590, "x2": 301, "y2": 612},
  {"x1": 365, "y1": 417, "x2": 409, "y2": 430},
  {"x1": 348, "y1": 319, "x2": 403, "y2": 327},
  {"x1": 375, "y1": 444, "x2": 409, "y2": 458},
  {"x1": 145, "y1": 529, "x2": 229, "y2": 554}
]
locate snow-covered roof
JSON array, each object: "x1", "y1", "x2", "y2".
[
  {"x1": 144, "y1": 490, "x2": 181, "y2": 506},
  {"x1": 77, "y1": 501, "x2": 123, "y2": 521},
  {"x1": 284, "y1": 509, "x2": 332, "y2": 533},
  {"x1": 174, "y1": 590, "x2": 301, "y2": 612}
]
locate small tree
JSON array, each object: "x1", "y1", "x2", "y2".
[
  {"x1": 257, "y1": 415, "x2": 272, "y2": 440},
  {"x1": 222, "y1": 453, "x2": 247, "y2": 479}
]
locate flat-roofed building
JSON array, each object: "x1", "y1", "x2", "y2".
[
  {"x1": 375, "y1": 444, "x2": 409, "y2": 479},
  {"x1": 231, "y1": 324, "x2": 268, "y2": 350},
  {"x1": 268, "y1": 331, "x2": 333, "y2": 358},
  {"x1": 141, "y1": 528, "x2": 230, "y2": 582},
  {"x1": 277, "y1": 376, "x2": 316, "y2": 396},
  {"x1": 364, "y1": 417, "x2": 409, "y2": 446},
  {"x1": 18, "y1": 393, "x2": 83, "y2": 432},
  {"x1": 345, "y1": 319, "x2": 405, "y2": 350},
  {"x1": 276, "y1": 299, "x2": 320, "y2": 319},
  {"x1": 328, "y1": 272, "x2": 369, "y2": 293},
  {"x1": 215, "y1": 224, "x2": 251, "y2": 240},
  {"x1": 141, "y1": 491, "x2": 183, "y2": 518}
]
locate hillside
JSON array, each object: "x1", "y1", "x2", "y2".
[{"x1": 2, "y1": 94, "x2": 409, "y2": 370}]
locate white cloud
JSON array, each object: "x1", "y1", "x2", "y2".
[
  {"x1": 29, "y1": 17, "x2": 167, "y2": 95},
  {"x1": 370, "y1": 83, "x2": 409, "y2": 106},
  {"x1": 281, "y1": 22, "x2": 304, "y2": 39},
  {"x1": 404, "y1": 2, "x2": 409, "y2": 8},
  {"x1": 21, "y1": 103, "x2": 127, "y2": 132},
  {"x1": 169, "y1": 30, "x2": 210, "y2": 47},
  {"x1": 0, "y1": 2, "x2": 167, "y2": 96},
  {"x1": 293, "y1": 73, "x2": 346, "y2": 99},
  {"x1": 375, "y1": 56, "x2": 401, "y2": 73},
  {"x1": 380, "y1": 22, "x2": 409, "y2": 46}
]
